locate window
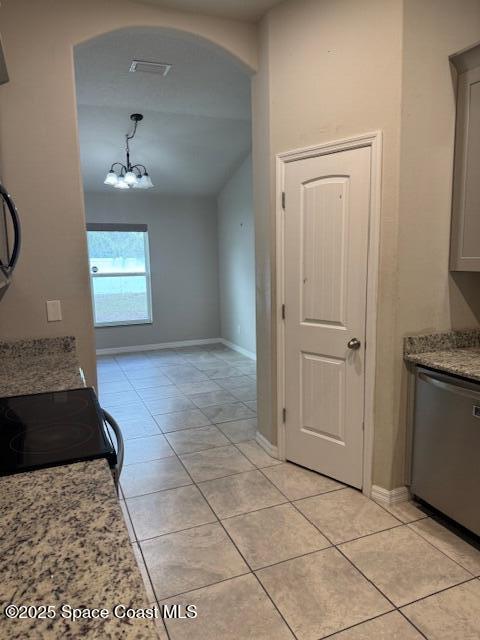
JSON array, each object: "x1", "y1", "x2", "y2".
[{"x1": 86, "y1": 223, "x2": 152, "y2": 327}]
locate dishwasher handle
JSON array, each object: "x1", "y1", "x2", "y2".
[
  {"x1": 418, "y1": 371, "x2": 480, "y2": 402},
  {"x1": 102, "y1": 409, "x2": 124, "y2": 485}
]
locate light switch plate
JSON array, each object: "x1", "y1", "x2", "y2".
[{"x1": 46, "y1": 300, "x2": 62, "y2": 322}]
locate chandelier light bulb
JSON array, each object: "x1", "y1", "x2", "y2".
[
  {"x1": 104, "y1": 171, "x2": 118, "y2": 186},
  {"x1": 138, "y1": 173, "x2": 154, "y2": 189},
  {"x1": 134, "y1": 175, "x2": 146, "y2": 189},
  {"x1": 124, "y1": 171, "x2": 138, "y2": 186},
  {"x1": 114, "y1": 176, "x2": 129, "y2": 189}
]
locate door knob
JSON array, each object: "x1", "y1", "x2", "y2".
[{"x1": 347, "y1": 338, "x2": 361, "y2": 350}]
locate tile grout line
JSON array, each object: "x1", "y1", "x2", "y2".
[
  {"x1": 129, "y1": 393, "x2": 193, "y2": 640},
  {"x1": 395, "y1": 578, "x2": 480, "y2": 640},
  {"x1": 396, "y1": 609, "x2": 430, "y2": 640},
  {"x1": 121, "y1": 496, "x2": 172, "y2": 639},
  {"x1": 392, "y1": 577, "x2": 480, "y2": 640},
  {"x1": 155, "y1": 569, "x2": 255, "y2": 605},
  {"x1": 230, "y1": 441, "x2": 283, "y2": 468},
  {"x1": 131, "y1": 517, "x2": 217, "y2": 546},
  {"x1": 365, "y1": 485, "x2": 478, "y2": 578},
  {"x1": 366, "y1": 495, "x2": 414, "y2": 525},
  {"x1": 164, "y1": 426, "x2": 232, "y2": 455},
  {"x1": 250, "y1": 571, "x2": 300, "y2": 639},
  {"x1": 333, "y1": 544, "x2": 399, "y2": 609},
  {"x1": 398, "y1": 576, "x2": 478, "y2": 609},
  {"x1": 404, "y1": 521, "x2": 480, "y2": 578},
  {"x1": 315, "y1": 609, "x2": 426, "y2": 640},
  {"x1": 121, "y1": 478, "x2": 194, "y2": 501},
  {"x1": 179, "y1": 464, "x2": 262, "y2": 486}
]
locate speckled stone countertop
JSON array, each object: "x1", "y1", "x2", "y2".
[
  {"x1": 0, "y1": 462, "x2": 158, "y2": 638},
  {"x1": 0, "y1": 337, "x2": 84, "y2": 397},
  {"x1": 0, "y1": 337, "x2": 159, "y2": 639},
  {"x1": 404, "y1": 329, "x2": 480, "y2": 382}
]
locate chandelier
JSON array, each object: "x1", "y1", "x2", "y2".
[{"x1": 104, "y1": 113, "x2": 154, "y2": 190}]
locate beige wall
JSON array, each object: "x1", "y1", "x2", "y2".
[
  {"x1": 399, "y1": 0, "x2": 480, "y2": 339},
  {"x1": 217, "y1": 154, "x2": 256, "y2": 355},
  {"x1": 393, "y1": 0, "x2": 480, "y2": 485},
  {"x1": 0, "y1": 0, "x2": 257, "y2": 386},
  {"x1": 252, "y1": 16, "x2": 276, "y2": 446},
  {"x1": 252, "y1": 0, "x2": 405, "y2": 488}
]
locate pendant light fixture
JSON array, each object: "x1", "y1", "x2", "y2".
[{"x1": 104, "y1": 113, "x2": 154, "y2": 190}]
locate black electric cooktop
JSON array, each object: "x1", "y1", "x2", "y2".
[{"x1": 0, "y1": 387, "x2": 116, "y2": 477}]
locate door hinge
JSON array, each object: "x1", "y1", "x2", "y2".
[
  {"x1": 282, "y1": 408, "x2": 287, "y2": 423},
  {"x1": 281, "y1": 191, "x2": 286, "y2": 209},
  {"x1": 281, "y1": 304, "x2": 286, "y2": 320},
  {"x1": 361, "y1": 421, "x2": 365, "y2": 431}
]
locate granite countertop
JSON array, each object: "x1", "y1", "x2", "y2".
[
  {"x1": 0, "y1": 337, "x2": 84, "y2": 397},
  {"x1": 404, "y1": 328, "x2": 480, "y2": 382},
  {"x1": 0, "y1": 337, "x2": 159, "y2": 639}
]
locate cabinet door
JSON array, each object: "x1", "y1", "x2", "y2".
[{"x1": 450, "y1": 67, "x2": 480, "y2": 271}]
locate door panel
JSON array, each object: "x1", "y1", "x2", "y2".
[
  {"x1": 301, "y1": 353, "x2": 345, "y2": 443},
  {"x1": 284, "y1": 146, "x2": 371, "y2": 488},
  {"x1": 302, "y1": 178, "x2": 348, "y2": 326}
]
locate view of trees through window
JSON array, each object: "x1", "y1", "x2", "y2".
[
  {"x1": 87, "y1": 229, "x2": 152, "y2": 326},
  {"x1": 87, "y1": 230, "x2": 146, "y2": 273}
]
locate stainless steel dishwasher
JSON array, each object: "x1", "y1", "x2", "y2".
[{"x1": 411, "y1": 366, "x2": 480, "y2": 535}]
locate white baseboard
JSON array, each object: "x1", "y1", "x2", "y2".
[
  {"x1": 371, "y1": 484, "x2": 410, "y2": 506},
  {"x1": 255, "y1": 431, "x2": 279, "y2": 459},
  {"x1": 96, "y1": 338, "x2": 222, "y2": 356},
  {"x1": 220, "y1": 338, "x2": 256, "y2": 361},
  {"x1": 97, "y1": 337, "x2": 257, "y2": 359}
]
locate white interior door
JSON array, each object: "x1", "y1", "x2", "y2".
[{"x1": 283, "y1": 146, "x2": 371, "y2": 488}]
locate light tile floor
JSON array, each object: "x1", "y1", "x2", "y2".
[{"x1": 97, "y1": 344, "x2": 480, "y2": 640}]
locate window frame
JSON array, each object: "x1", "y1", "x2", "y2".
[{"x1": 86, "y1": 223, "x2": 153, "y2": 328}]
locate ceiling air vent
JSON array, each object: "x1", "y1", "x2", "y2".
[{"x1": 129, "y1": 60, "x2": 172, "y2": 76}]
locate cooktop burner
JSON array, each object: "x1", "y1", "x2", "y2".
[
  {"x1": 0, "y1": 388, "x2": 116, "y2": 476},
  {"x1": 4, "y1": 395, "x2": 90, "y2": 424},
  {"x1": 9, "y1": 422, "x2": 96, "y2": 455}
]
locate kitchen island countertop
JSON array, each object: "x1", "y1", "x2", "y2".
[{"x1": 0, "y1": 337, "x2": 159, "y2": 639}]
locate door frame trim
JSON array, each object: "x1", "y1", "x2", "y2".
[{"x1": 275, "y1": 131, "x2": 382, "y2": 497}]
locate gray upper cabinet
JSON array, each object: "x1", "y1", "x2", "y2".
[{"x1": 450, "y1": 43, "x2": 480, "y2": 271}]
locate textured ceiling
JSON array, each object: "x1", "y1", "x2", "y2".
[
  {"x1": 131, "y1": 0, "x2": 285, "y2": 22},
  {"x1": 75, "y1": 27, "x2": 251, "y2": 195}
]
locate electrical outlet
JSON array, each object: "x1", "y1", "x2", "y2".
[{"x1": 46, "y1": 300, "x2": 62, "y2": 322}]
